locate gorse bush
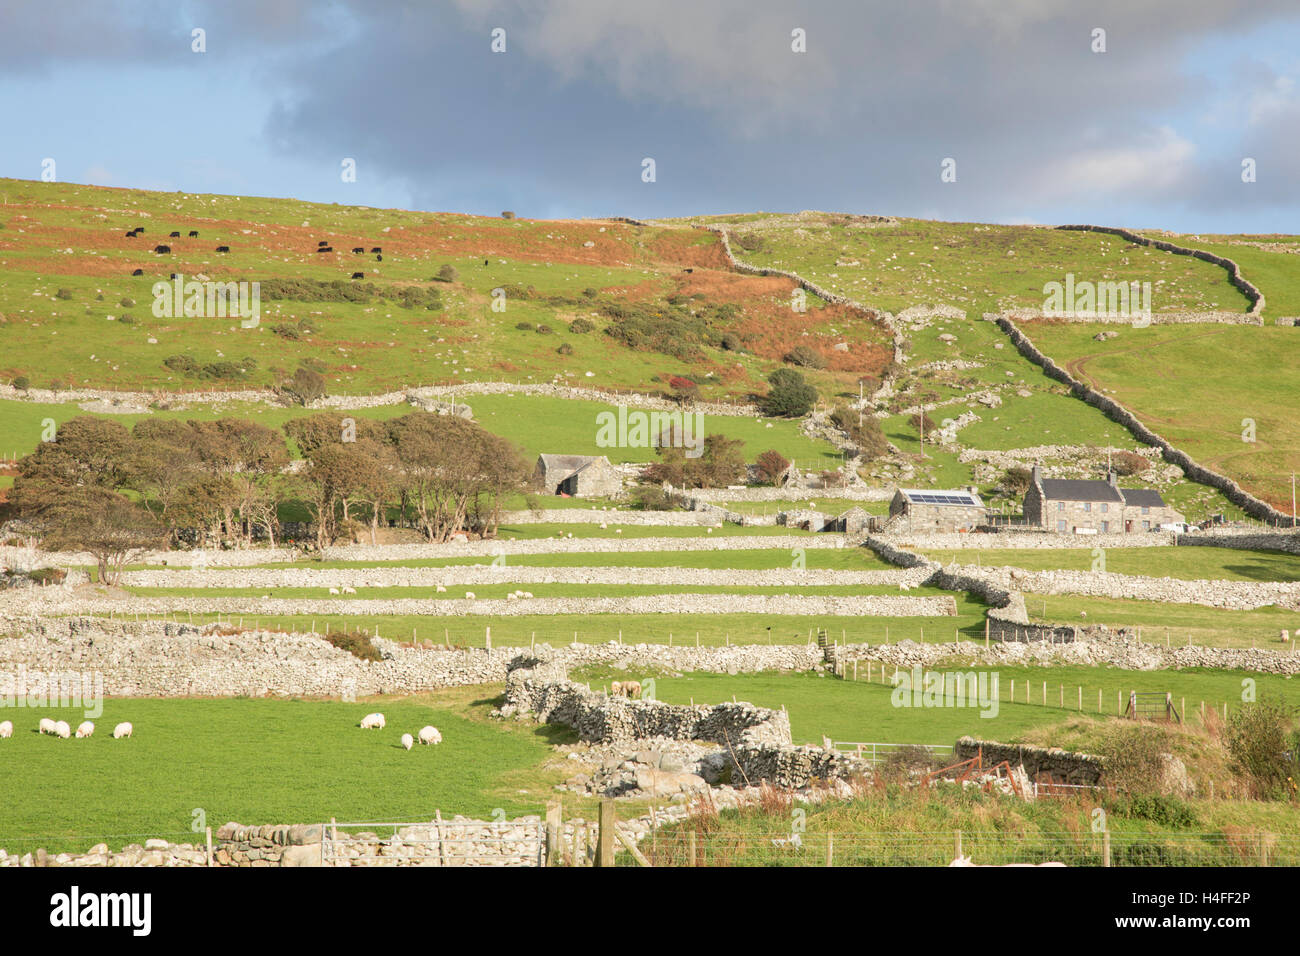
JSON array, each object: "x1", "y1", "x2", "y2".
[
  {"x1": 325, "y1": 630, "x2": 384, "y2": 662},
  {"x1": 784, "y1": 344, "x2": 826, "y2": 369},
  {"x1": 1224, "y1": 697, "x2": 1298, "y2": 799},
  {"x1": 762, "y1": 368, "x2": 817, "y2": 418}
]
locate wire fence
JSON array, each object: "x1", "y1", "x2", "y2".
[{"x1": 626, "y1": 829, "x2": 1300, "y2": 868}]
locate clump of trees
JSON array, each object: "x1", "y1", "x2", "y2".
[
  {"x1": 642, "y1": 434, "x2": 746, "y2": 489},
  {"x1": 8, "y1": 411, "x2": 530, "y2": 561},
  {"x1": 829, "y1": 405, "x2": 890, "y2": 461},
  {"x1": 754, "y1": 450, "x2": 790, "y2": 486}
]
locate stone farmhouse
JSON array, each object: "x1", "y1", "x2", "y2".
[
  {"x1": 1023, "y1": 465, "x2": 1184, "y2": 533},
  {"x1": 888, "y1": 488, "x2": 986, "y2": 532},
  {"x1": 533, "y1": 454, "x2": 622, "y2": 498}
]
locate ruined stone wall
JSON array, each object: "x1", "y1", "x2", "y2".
[{"x1": 954, "y1": 736, "x2": 1105, "y2": 786}]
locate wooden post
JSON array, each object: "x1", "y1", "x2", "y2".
[
  {"x1": 545, "y1": 800, "x2": 562, "y2": 867},
  {"x1": 687, "y1": 829, "x2": 697, "y2": 867},
  {"x1": 825, "y1": 833, "x2": 834, "y2": 867},
  {"x1": 1103, "y1": 829, "x2": 1111, "y2": 867},
  {"x1": 206, "y1": 826, "x2": 213, "y2": 867},
  {"x1": 955, "y1": 829, "x2": 962, "y2": 859},
  {"x1": 985, "y1": 619, "x2": 989, "y2": 649},
  {"x1": 595, "y1": 799, "x2": 616, "y2": 867}
]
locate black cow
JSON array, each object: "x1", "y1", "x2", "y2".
[
  {"x1": 154, "y1": 245, "x2": 171, "y2": 254},
  {"x1": 375, "y1": 254, "x2": 382, "y2": 261},
  {"x1": 131, "y1": 268, "x2": 144, "y2": 276},
  {"x1": 132, "y1": 227, "x2": 145, "y2": 235},
  {"x1": 215, "y1": 245, "x2": 230, "y2": 253},
  {"x1": 351, "y1": 272, "x2": 365, "y2": 280},
  {"x1": 124, "y1": 231, "x2": 136, "y2": 238},
  {"x1": 683, "y1": 268, "x2": 694, "y2": 274},
  {"x1": 317, "y1": 246, "x2": 333, "y2": 253},
  {"x1": 370, "y1": 246, "x2": 381, "y2": 253},
  {"x1": 484, "y1": 259, "x2": 488, "y2": 266},
  {"x1": 170, "y1": 273, "x2": 178, "y2": 280},
  {"x1": 352, "y1": 247, "x2": 364, "y2": 254},
  {"x1": 318, "y1": 240, "x2": 329, "y2": 247},
  {"x1": 169, "y1": 231, "x2": 181, "y2": 238}
]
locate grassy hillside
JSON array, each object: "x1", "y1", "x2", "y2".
[{"x1": 0, "y1": 180, "x2": 890, "y2": 401}]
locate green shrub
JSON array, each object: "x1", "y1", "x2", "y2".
[
  {"x1": 118, "y1": 314, "x2": 136, "y2": 326},
  {"x1": 784, "y1": 344, "x2": 827, "y2": 369},
  {"x1": 536, "y1": 325, "x2": 553, "y2": 335},
  {"x1": 501, "y1": 211, "x2": 515, "y2": 220},
  {"x1": 12, "y1": 375, "x2": 30, "y2": 390},
  {"x1": 272, "y1": 323, "x2": 301, "y2": 340},
  {"x1": 435, "y1": 264, "x2": 459, "y2": 282},
  {"x1": 163, "y1": 354, "x2": 199, "y2": 374},
  {"x1": 569, "y1": 318, "x2": 595, "y2": 334},
  {"x1": 761, "y1": 368, "x2": 816, "y2": 418},
  {"x1": 515, "y1": 321, "x2": 534, "y2": 331},
  {"x1": 720, "y1": 332, "x2": 742, "y2": 351},
  {"x1": 55, "y1": 288, "x2": 75, "y2": 300},
  {"x1": 1224, "y1": 697, "x2": 1298, "y2": 799},
  {"x1": 282, "y1": 366, "x2": 326, "y2": 405},
  {"x1": 628, "y1": 485, "x2": 678, "y2": 511},
  {"x1": 325, "y1": 630, "x2": 383, "y2": 662},
  {"x1": 556, "y1": 343, "x2": 574, "y2": 355},
  {"x1": 119, "y1": 297, "x2": 136, "y2": 308}
]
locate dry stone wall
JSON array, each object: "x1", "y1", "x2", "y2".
[
  {"x1": 953, "y1": 736, "x2": 1105, "y2": 786},
  {"x1": 995, "y1": 315, "x2": 1288, "y2": 524},
  {"x1": 1055, "y1": 225, "x2": 1265, "y2": 315}
]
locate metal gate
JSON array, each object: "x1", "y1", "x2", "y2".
[{"x1": 320, "y1": 817, "x2": 545, "y2": 867}]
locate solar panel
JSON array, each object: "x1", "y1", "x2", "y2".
[{"x1": 907, "y1": 491, "x2": 979, "y2": 507}]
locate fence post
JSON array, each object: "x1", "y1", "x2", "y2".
[
  {"x1": 687, "y1": 829, "x2": 697, "y2": 867},
  {"x1": 955, "y1": 829, "x2": 962, "y2": 859},
  {"x1": 206, "y1": 826, "x2": 213, "y2": 867},
  {"x1": 825, "y1": 833, "x2": 834, "y2": 867},
  {"x1": 545, "y1": 800, "x2": 562, "y2": 867},
  {"x1": 1103, "y1": 830, "x2": 1111, "y2": 868},
  {"x1": 595, "y1": 799, "x2": 616, "y2": 867}
]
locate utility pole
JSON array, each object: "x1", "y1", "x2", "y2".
[{"x1": 1292, "y1": 473, "x2": 1296, "y2": 528}]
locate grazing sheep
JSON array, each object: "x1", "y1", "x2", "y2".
[
  {"x1": 341, "y1": 586, "x2": 357, "y2": 594},
  {"x1": 113, "y1": 722, "x2": 133, "y2": 739},
  {"x1": 39, "y1": 718, "x2": 56, "y2": 735},
  {"x1": 465, "y1": 591, "x2": 476, "y2": 599},
  {"x1": 54, "y1": 721, "x2": 71, "y2": 739},
  {"x1": 360, "y1": 713, "x2": 386, "y2": 730},
  {"x1": 328, "y1": 587, "x2": 340, "y2": 595},
  {"x1": 610, "y1": 681, "x2": 623, "y2": 697},
  {"x1": 401, "y1": 733, "x2": 414, "y2": 750},
  {"x1": 949, "y1": 855, "x2": 1065, "y2": 867},
  {"x1": 418, "y1": 725, "x2": 441, "y2": 745},
  {"x1": 506, "y1": 592, "x2": 518, "y2": 601},
  {"x1": 0, "y1": 721, "x2": 12, "y2": 738},
  {"x1": 435, "y1": 585, "x2": 447, "y2": 593},
  {"x1": 623, "y1": 681, "x2": 642, "y2": 699},
  {"x1": 522, "y1": 591, "x2": 533, "y2": 599},
  {"x1": 75, "y1": 721, "x2": 94, "y2": 738}
]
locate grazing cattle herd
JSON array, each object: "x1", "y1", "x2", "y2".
[{"x1": 117, "y1": 223, "x2": 395, "y2": 281}]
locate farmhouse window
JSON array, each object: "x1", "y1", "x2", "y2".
[
  {"x1": 1057, "y1": 502, "x2": 1065, "y2": 511},
  {"x1": 1057, "y1": 520, "x2": 1067, "y2": 532},
  {"x1": 1101, "y1": 521, "x2": 1110, "y2": 532},
  {"x1": 1141, "y1": 506, "x2": 1149, "y2": 514},
  {"x1": 1142, "y1": 520, "x2": 1151, "y2": 531},
  {"x1": 1100, "y1": 503, "x2": 1108, "y2": 513},
  {"x1": 1083, "y1": 502, "x2": 1091, "y2": 512}
]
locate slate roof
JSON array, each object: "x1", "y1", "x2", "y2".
[
  {"x1": 1120, "y1": 488, "x2": 1168, "y2": 508},
  {"x1": 1039, "y1": 479, "x2": 1124, "y2": 503}
]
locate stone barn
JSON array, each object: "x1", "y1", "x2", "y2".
[
  {"x1": 888, "y1": 488, "x2": 986, "y2": 532},
  {"x1": 1023, "y1": 465, "x2": 1184, "y2": 533},
  {"x1": 533, "y1": 454, "x2": 622, "y2": 498}
]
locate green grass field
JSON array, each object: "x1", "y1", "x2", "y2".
[
  {"x1": 1018, "y1": 321, "x2": 1300, "y2": 509},
  {"x1": 921, "y1": 545, "x2": 1300, "y2": 582},
  {"x1": 0, "y1": 687, "x2": 570, "y2": 855}
]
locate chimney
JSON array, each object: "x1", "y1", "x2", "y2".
[
  {"x1": 1030, "y1": 463, "x2": 1043, "y2": 489},
  {"x1": 1106, "y1": 469, "x2": 1118, "y2": 489}
]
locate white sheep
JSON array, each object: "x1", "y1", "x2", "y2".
[
  {"x1": 506, "y1": 592, "x2": 518, "y2": 601},
  {"x1": 39, "y1": 717, "x2": 56, "y2": 735},
  {"x1": 328, "y1": 587, "x2": 341, "y2": 595},
  {"x1": 522, "y1": 591, "x2": 533, "y2": 599},
  {"x1": 465, "y1": 591, "x2": 476, "y2": 600},
  {"x1": 75, "y1": 721, "x2": 95, "y2": 738},
  {"x1": 360, "y1": 712, "x2": 386, "y2": 730},
  {"x1": 436, "y1": 585, "x2": 447, "y2": 593},
  {"x1": 401, "y1": 733, "x2": 414, "y2": 750},
  {"x1": 113, "y1": 722, "x2": 133, "y2": 739},
  {"x1": 0, "y1": 720, "x2": 12, "y2": 738},
  {"x1": 54, "y1": 721, "x2": 71, "y2": 739},
  {"x1": 341, "y1": 586, "x2": 357, "y2": 594},
  {"x1": 418, "y1": 725, "x2": 441, "y2": 745}
]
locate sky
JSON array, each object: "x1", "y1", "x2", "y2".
[{"x1": 1, "y1": 0, "x2": 1298, "y2": 233}]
